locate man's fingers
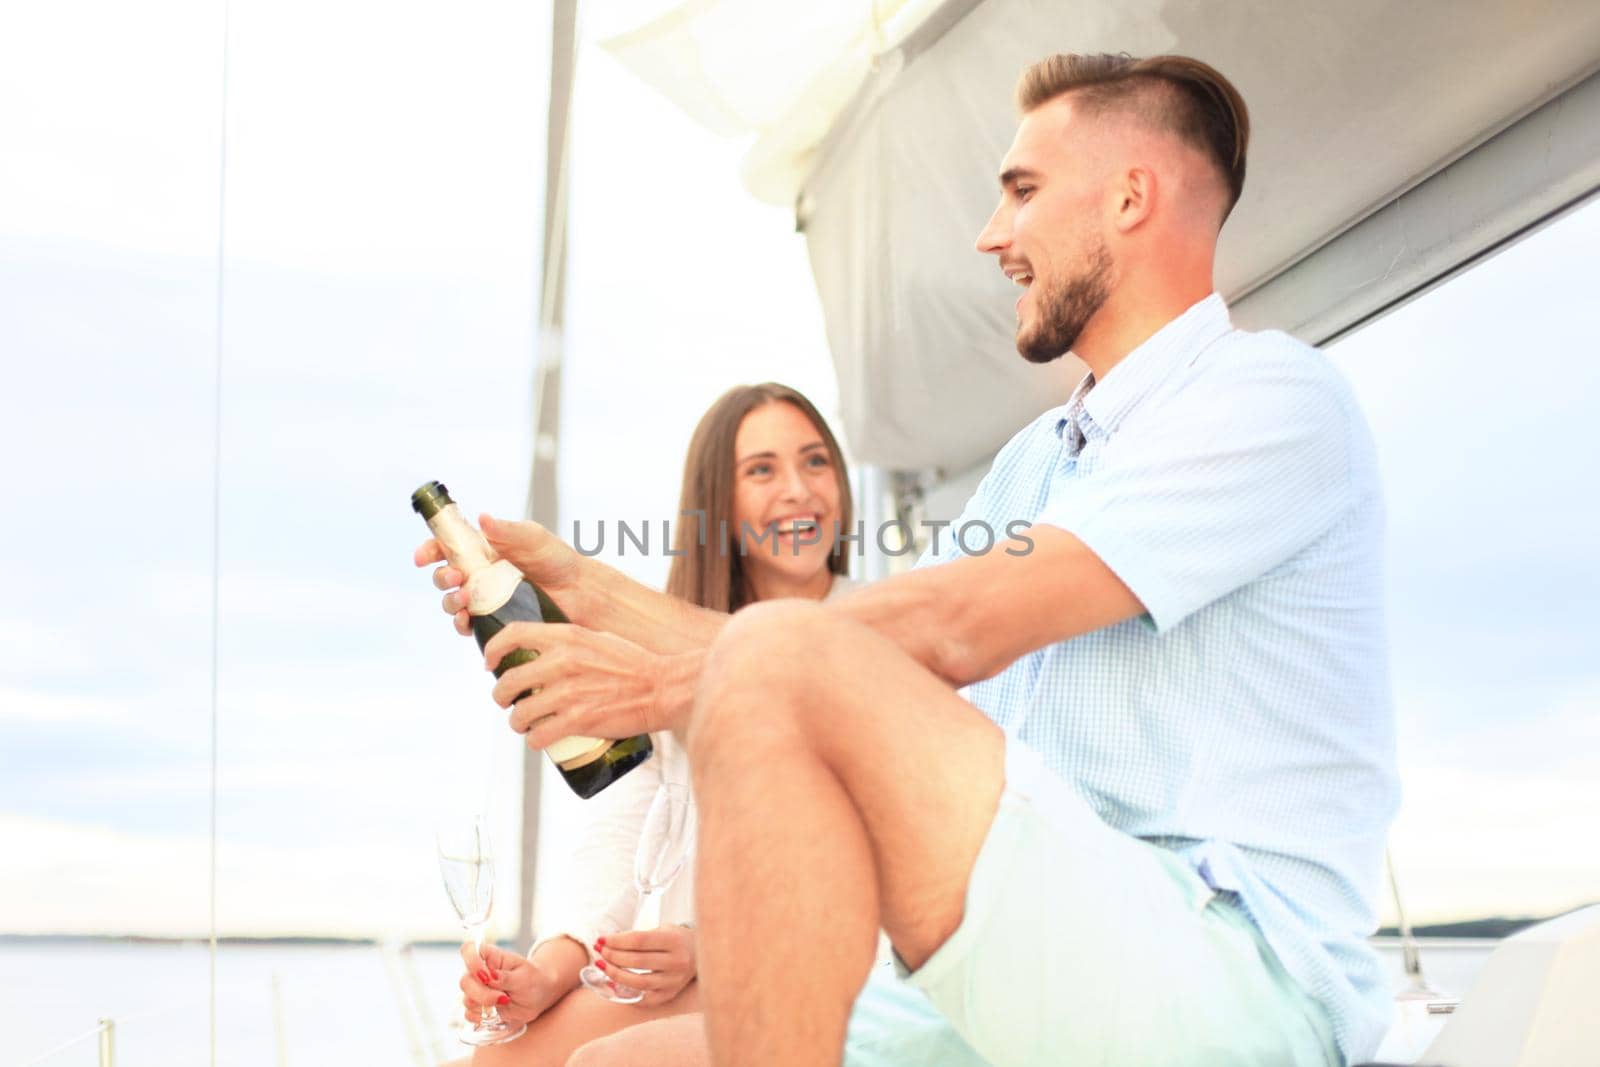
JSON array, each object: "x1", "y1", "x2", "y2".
[
  {"x1": 480, "y1": 514, "x2": 541, "y2": 558},
  {"x1": 483, "y1": 621, "x2": 568, "y2": 673},
  {"x1": 495, "y1": 657, "x2": 561, "y2": 710},
  {"x1": 527, "y1": 709, "x2": 590, "y2": 751},
  {"x1": 414, "y1": 539, "x2": 446, "y2": 567},
  {"x1": 508, "y1": 688, "x2": 561, "y2": 733},
  {"x1": 454, "y1": 610, "x2": 472, "y2": 637},
  {"x1": 432, "y1": 564, "x2": 464, "y2": 592}
]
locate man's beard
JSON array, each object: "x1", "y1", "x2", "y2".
[{"x1": 1016, "y1": 241, "x2": 1112, "y2": 364}]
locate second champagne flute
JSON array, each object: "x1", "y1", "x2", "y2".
[
  {"x1": 580, "y1": 782, "x2": 696, "y2": 1003},
  {"x1": 437, "y1": 814, "x2": 527, "y2": 1045}
]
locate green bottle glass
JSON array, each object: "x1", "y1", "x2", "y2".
[{"x1": 411, "y1": 480, "x2": 653, "y2": 798}]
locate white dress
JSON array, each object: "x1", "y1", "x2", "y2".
[{"x1": 542, "y1": 574, "x2": 861, "y2": 960}]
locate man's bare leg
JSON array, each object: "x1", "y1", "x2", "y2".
[{"x1": 688, "y1": 600, "x2": 1005, "y2": 1067}]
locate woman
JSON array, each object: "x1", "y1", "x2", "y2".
[{"x1": 429, "y1": 383, "x2": 858, "y2": 1066}]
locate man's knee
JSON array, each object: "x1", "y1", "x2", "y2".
[
  {"x1": 706, "y1": 598, "x2": 832, "y2": 687},
  {"x1": 689, "y1": 599, "x2": 832, "y2": 761}
]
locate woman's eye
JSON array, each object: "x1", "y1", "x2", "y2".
[
  {"x1": 745, "y1": 462, "x2": 772, "y2": 477},
  {"x1": 806, "y1": 454, "x2": 830, "y2": 469}
]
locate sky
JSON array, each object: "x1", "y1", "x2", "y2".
[
  {"x1": 0, "y1": 0, "x2": 1596, "y2": 955},
  {"x1": 0, "y1": 0, "x2": 833, "y2": 942}
]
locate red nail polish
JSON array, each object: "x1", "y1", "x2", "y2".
[
  {"x1": 497, "y1": 994, "x2": 510, "y2": 1005},
  {"x1": 596, "y1": 937, "x2": 606, "y2": 948},
  {"x1": 478, "y1": 970, "x2": 491, "y2": 984},
  {"x1": 596, "y1": 959, "x2": 607, "y2": 970},
  {"x1": 489, "y1": 969, "x2": 500, "y2": 982}
]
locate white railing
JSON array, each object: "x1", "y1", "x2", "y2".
[
  {"x1": 22, "y1": 1000, "x2": 204, "y2": 1067},
  {"x1": 20, "y1": 1018, "x2": 112, "y2": 1067}
]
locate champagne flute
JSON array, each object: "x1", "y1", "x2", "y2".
[
  {"x1": 580, "y1": 782, "x2": 696, "y2": 1003},
  {"x1": 437, "y1": 814, "x2": 527, "y2": 1045}
]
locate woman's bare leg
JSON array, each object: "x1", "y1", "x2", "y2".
[{"x1": 441, "y1": 982, "x2": 702, "y2": 1067}]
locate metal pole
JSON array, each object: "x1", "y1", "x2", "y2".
[
  {"x1": 1386, "y1": 847, "x2": 1424, "y2": 981},
  {"x1": 97, "y1": 1018, "x2": 114, "y2": 1067},
  {"x1": 271, "y1": 973, "x2": 289, "y2": 1067},
  {"x1": 518, "y1": 0, "x2": 579, "y2": 957}
]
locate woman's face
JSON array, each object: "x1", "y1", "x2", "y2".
[{"x1": 730, "y1": 401, "x2": 842, "y2": 588}]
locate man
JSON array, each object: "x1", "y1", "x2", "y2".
[{"x1": 423, "y1": 53, "x2": 1397, "y2": 1067}]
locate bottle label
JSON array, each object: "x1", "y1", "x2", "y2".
[
  {"x1": 425, "y1": 500, "x2": 614, "y2": 773},
  {"x1": 549, "y1": 735, "x2": 610, "y2": 768},
  {"x1": 424, "y1": 504, "x2": 522, "y2": 616},
  {"x1": 466, "y1": 560, "x2": 523, "y2": 617}
]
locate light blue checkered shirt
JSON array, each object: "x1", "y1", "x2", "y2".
[{"x1": 921, "y1": 294, "x2": 1399, "y2": 1063}]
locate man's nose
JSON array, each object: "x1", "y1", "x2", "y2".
[{"x1": 975, "y1": 202, "x2": 1010, "y2": 254}]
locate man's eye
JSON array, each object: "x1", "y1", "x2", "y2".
[{"x1": 1016, "y1": 186, "x2": 1034, "y2": 201}]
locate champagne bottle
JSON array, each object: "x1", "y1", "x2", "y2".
[{"x1": 411, "y1": 480, "x2": 653, "y2": 798}]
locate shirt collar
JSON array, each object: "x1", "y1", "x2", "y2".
[{"x1": 1054, "y1": 293, "x2": 1232, "y2": 440}]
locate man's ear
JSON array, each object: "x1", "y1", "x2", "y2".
[{"x1": 1111, "y1": 165, "x2": 1156, "y2": 233}]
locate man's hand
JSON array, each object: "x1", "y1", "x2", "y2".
[
  {"x1": 485, "y1": 623, "x2": 694, "y2": 746},
  {"x1": 592, "y1": 926, "x2": 697, "y2": 1007},
  {"x1": 458, "y1": 942, "x2": 565, "y2": 1029},
  {"x1": 414, "y1": 514, "x2": 586, "y2": 634}
]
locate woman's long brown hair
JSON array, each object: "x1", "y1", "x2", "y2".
[{"x1": 664, "y1": 384, "x2": 852, "y2": 613}]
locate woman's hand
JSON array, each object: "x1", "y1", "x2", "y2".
[
  {"x1": 592, "y1": 926, "x2": 697, "y2": 1007},
  {"x1": 485, "y1": 623, "x2": 692, "y2": 745},
  {"x1": 458, "y1": 942, "x2": 566, "y2": 1029},
  {"x1": 414, "y1": 515, "x2": 586, "y2": 634}
]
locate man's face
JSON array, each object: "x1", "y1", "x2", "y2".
[{"x1": 975, "y1": 96, "x2": 1113, "y2": 364}]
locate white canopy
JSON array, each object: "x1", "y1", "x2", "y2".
[{"x1": 607, "y1": 0, "x2": 1600, "y2": 473}]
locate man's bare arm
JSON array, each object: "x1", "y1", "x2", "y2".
[
  {"x1": 830, "y1": 525, "x2": 1143, "y2": 686},
  {"x1": 575, "y1": 554, "x2": 729, "y2": 654},
  {"x1": 419, "y1": 515, "x2": 729, "y2": 655}
]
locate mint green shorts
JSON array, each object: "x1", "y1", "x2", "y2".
[{"x1": 877, "y1": 742, "x2": 1341, "y2": 1067}]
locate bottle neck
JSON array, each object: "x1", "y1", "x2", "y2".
[
  {"x1": 426, "y1": 503, "x2": 495, "y2": 575},
  {"x1": 426, "y1": 502, "x2": 523, "y2": 615}
]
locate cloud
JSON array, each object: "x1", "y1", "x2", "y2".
[
  {"x1": 0, "y1": 686, "x2": 131, "y2": 724},
  {"x1": 1385, "y1": 763, "x2": 1600, "y2": 924},
  {"x1": 2, "y1": 783, "x2": 548, "y2": 937}
]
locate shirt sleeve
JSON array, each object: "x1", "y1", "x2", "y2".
[
  {"x1": 916, "y1": 409, "x2": 1055, "y2": 569},
  {"x1": 1038, "y1": 347, "x2": 1356, "y2": 632},
  {"x1": 534, "y1": 738, "x2": 661, "y2": 960}
]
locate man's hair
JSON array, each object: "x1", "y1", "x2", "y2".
[{"x1": 1016, "y1": 53, "x2": 1250, "y2": 220}]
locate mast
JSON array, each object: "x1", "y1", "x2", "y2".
[{"x1": 518, "y1": 0, "x2": 578, "y2": 955}]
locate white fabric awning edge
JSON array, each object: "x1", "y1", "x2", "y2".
[{"x1": 599, "y1": 0, "x2": 953, "y2": 205}]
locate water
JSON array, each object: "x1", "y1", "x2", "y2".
[
  {"x1": 4, "y1": 938, "x2": 1496, "y2": 1065},
  {"x1": 2, "y1": 940, "x2": 469, "y2": 1066}
]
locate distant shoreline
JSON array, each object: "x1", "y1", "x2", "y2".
[
  {"x1": 9, "y1": 908, "x2": 1588, "y2": 948},
  {"x1": 0, "y1": 933, "x2": 483, "y2": 949}
]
